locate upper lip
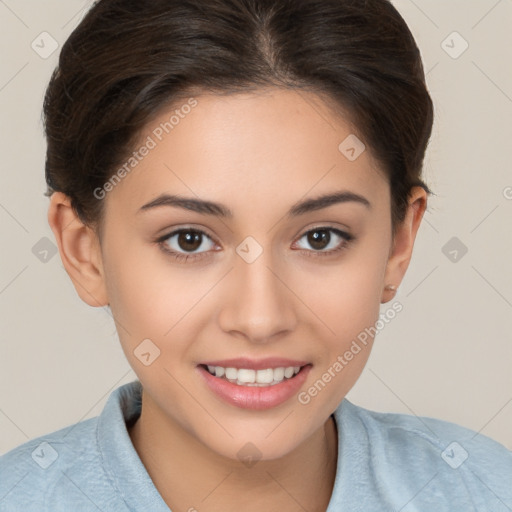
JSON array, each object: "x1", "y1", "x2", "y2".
[{"x1": 199, "y1": 358, "x2": 310, "y2": 371}]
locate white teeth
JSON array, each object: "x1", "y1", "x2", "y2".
[
  {"x1": 256, "y1": 369, "x2": 274, "y2": 384},
  {"x1": 237, "y1": 369, "x2": 255, "y2": 383},
  {"x1": 273, "y1": 367, "x2": 285, "y2": 381},
  {"x1": 225, "y1": 367, "x2": 238, "y2": 380},
  {"x1": 284, "y1": 367, "x2": 295, "y2": 379},
  {"x1": 204, "y1": 365, "x2": 302, "y2": 386}
]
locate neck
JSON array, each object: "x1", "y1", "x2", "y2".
[{"x1": 128, "y1": 389, "x2": 338, "y2": 512}]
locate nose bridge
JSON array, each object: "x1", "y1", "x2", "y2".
[{"x1": 218, "y1": 239, "x2": 296, "y2": 342}]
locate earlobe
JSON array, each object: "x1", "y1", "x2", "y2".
[
  {"x1": 47, "y1": 192, "x2": 109, "y2": 307},
  {"x1": 381, "y1": 187, "x2": 427, "y2": 303}
]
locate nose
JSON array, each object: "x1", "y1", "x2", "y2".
[{"x1": 217, "y1": 247, "x2": 297, "y2": 344}]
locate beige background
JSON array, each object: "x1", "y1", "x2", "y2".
[{"x1": 0, "y1": 0, "x2": 511, "y2": 454}]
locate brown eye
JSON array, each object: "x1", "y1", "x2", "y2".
[
  {"x1": 176, "y1": 230, "x2": 203, "y2": 252},
  {"x1": 294, "y1": 226, "x2": 354, "y2": 257},
  {"x1": 157, "y1": 228, "x2": 217, "y2": 262},
  {"x1": 307, "y1": 229, "x2": 331, "y2": 250}
]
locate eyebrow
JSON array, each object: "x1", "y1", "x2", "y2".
[{"x1": 138, "y1": 190, "x2": 371, "y2": 218}]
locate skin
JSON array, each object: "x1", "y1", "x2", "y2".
[{"x1": 48, "y1": 88, "x2": 426, "y2": 511}]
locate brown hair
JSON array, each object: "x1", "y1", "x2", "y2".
[{"x1": 43, "y1": 0, "x2": 434, "y2": 240}]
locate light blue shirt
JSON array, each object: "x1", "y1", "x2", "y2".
[{"x1": 1, "y1": 380, "x2": 511, "y2": 511}]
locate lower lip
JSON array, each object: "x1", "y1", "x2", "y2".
[{"x1": 197, "y1": 365, "x2": 312, "y2": 410}]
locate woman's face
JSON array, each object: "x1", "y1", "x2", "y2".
[{"x1": 90, "y1": 88, "x2": 419, "y2": 460}]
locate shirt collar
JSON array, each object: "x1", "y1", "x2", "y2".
[
  {"x1": 97, "y1": 380, "x2": 359, "y2": 511},
  {"x1": 96, "y1": 380, "x2": 170, "y2": 511}
]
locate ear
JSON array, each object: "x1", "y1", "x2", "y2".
[
  {"x1": 47, "y1": 192, "x2": 109, "y2": 307},
  {"x1": 381, "y1": 186, "x2": 427, "y2": 303}
]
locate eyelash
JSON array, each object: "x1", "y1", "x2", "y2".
[{"x1": 156, "y1": 226, "x2": 355, "y2": 263}]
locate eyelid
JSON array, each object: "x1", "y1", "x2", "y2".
[
  {"x1": 155, "y1": 224, "x2": 354, "y2": 262},
  {"x1": 155, "y1": 222, "x2": 217, "y2": 240},
  {"x1": 156, "y1": 226, "x2": 218, "y2": 249},
  {"x1": 297, "y1": 222, "x2": 351, "y2": 236},
  {"x1": 293, "y1": 225, "x2": 354, "y2": 250},
  {"x1": 156, "y1": 223, "x2": 351, "y2": 245}
]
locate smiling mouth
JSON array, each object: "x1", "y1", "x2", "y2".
[{"x1": 199, "y1": 364, "x2": 307, "y2": 387}]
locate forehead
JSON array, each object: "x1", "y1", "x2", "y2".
[{"x1": 107, "y1": 88, "x2": 388, "y2": 217}]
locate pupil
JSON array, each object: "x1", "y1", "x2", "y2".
[
  {"x1": 178, "y1": 231, "x2": 201, "y2": 251},
  {"x1": 309, "y1": 230, "x2": 329, "y2": 250}
]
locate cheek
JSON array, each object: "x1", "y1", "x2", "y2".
[
  {"x1": 296, "y1": 240, "x2": 388, "y2": 340},
  {"x1": 101, "y1": 242, "x2": 172, "y2": 335},
  {"x1": 104, "y1": 221, "x2": 389, "y2": 356},
  {"x1": 103, "y1": 242, "x2": 216, "y2": 355},
  {"x1": 301, "y1": 268, "x2": 385, "y2": 410}
]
